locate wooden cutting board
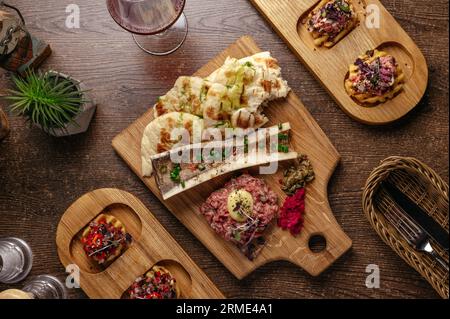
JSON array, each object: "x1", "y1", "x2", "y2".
[
  {"x1": 56, "y1": 188, "x2": 224, "y2": 299},
  {"x1": 249, "y1": 0, "x2": 428, "y2": 125},
  {"x1": 112, "y1": 36, "x2": 352, "y2": 279}
]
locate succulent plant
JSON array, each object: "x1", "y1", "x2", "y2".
[{"x1": 5, "y1": 70, "x2": 86, "y2": 134}]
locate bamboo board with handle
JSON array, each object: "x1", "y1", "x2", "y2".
[
  {"x1": 112, "y1": 36, "x2": 352, "y2": 279},
  {"x1": 56, "y1": 188, "x2": 224, "y2": 299},
  {"x1": 249, "y1": 0, "x2": 428, "y2": 125}
]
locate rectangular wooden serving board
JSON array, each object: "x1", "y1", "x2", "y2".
[
  {"x1": 249, "y1": 0, "x2": 428, "y2": 125},
  {"x1": 56, "y1": 188, "x2": 224, "y2": 299},
  {"x1": 112, "y1": 36, "x2": 352, "y2": 280}
]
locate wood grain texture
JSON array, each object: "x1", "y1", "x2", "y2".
[
  {"x1": 56, "y1": 188, "x2": 224, "y2": 299},
  {"x1": 0, "y1": 109, "x2": 9, "y2": 140},
  {"x1": 0, "y1": 0, "x2": 448, "y2": 299},
  {"x1": 250, "y1": 0, "x2": 428, "y2": 125},
  {"x1": 112, "y1": 35, "x2": 352, "y2": 279}
]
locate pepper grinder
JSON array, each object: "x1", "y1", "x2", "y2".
[{"x1": 0, "y1": 1, "x2": 51, "y2": 75}]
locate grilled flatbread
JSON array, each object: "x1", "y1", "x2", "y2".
[
  {"x1": 207, "y1": 52, "x2": 290, "y2": 108},
  {"x1": 143, "y1": 52, "x2": 290, "y2": 177},
  {"x1": 152, "y1": 52, "x2": 290, "y2": 129},
  {"x1": 153, "y1": 76, "x2": 209, "y2": 118},
  {"x1": 345, "y1": 49, "x2": 405, "y2": 105},
  {"x1": 141, "y1": 112, "x2": 204, "y2": 176}
]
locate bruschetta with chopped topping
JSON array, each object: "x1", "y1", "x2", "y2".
[
  {"x1": 126, "y1": 266, "x2": 180, "y2": 299},
  {"x1": 345, "y1": 49, "x2": 405, "y2": 105},
  {"x1": 81, "y1": 213, "x2": 132, "y2": 265},
  {"x1": 307, "y1": 0, "x2": 358, "y2": 48}
]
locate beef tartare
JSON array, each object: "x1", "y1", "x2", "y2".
[{"x1": 200, "y1": 174, "x2": 279, "y2": 260}]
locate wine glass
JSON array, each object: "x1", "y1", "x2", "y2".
[
  {"x1": 0, "y1": 237, "x2": 33, "y2": 284},
  {"x1": 0, "y1": 275, "x2": 67, "y2": 299},
  {"x1": 106, "y1": 0, "x2": 188, "y2": 56}
]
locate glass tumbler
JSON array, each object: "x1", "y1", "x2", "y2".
[{"x1": 0, "y1": 237, "x2": 33, "y2": 284}]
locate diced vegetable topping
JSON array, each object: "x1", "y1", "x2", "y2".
[
  {"x1": 308, "y1": 0, "x2": 355, "y2": 40},
  {"x1": 351, "y1": 51, "x2": 398, "y2": 96},
  {"x1": 127, "y1": 269, "x2": 178, "y2": 299},
  {"x1": 81, "y1": 217, "x2": 132, "y2": 264}
]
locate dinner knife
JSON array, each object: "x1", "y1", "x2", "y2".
[{"x1": 381, "y1": 180, "x2": 449, "y2": 251}]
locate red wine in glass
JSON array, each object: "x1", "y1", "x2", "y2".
[{"x1": 106, "y1": 0, "x2": 188, "y2": 55}]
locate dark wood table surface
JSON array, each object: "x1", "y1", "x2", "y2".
[{"x1": 0, "y1": 0, "x2": 448, "y2": 299}]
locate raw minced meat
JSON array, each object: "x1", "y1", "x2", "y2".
[{"x1": 200, "y1": 174, "x2": 279, "y2": 259}]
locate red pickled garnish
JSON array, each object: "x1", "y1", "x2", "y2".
[{"x1": 278, "y1": 188, "x2": 306, "y2": 236}]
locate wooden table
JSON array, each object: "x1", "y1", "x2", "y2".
[{"x1": 0, "y1": 0, "x2": 448, "y2": 299}]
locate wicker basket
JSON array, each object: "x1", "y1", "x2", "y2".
[{"x1": 363, "y1": 156, "x2": 449, "y2": 299}]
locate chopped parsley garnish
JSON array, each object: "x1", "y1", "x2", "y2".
[
  {"x1": 244, "y1": 136, "x2": 249, "y2": 153},
  {"x1": 278, "y1": 144, "x2": 289, "y2": 153},
  {"x1": 214, "y1": 120, "x2": 231, "y2": 128},
  {"x1": 170, "y1": 164, "x2": 182, "y2": 183}
]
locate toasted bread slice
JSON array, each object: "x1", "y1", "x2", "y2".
[
  {"x1": 345, "y1": 49, "x2": 405, "y2": 105},
  {"x1": 307, "y1": 0, "x2": 358, "y2": 48},
  {"x1": 81, "y1": 213, "x2": 129, "y2": 265},
  {"x1": 145, "y1": 266, "x2": 180, "y2": 298},
  {"x1": 126, "y1": 265, "x2": 180, "y2": 299}
]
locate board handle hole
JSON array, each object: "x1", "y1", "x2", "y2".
[{"x1": 308, "y1": 234, "x2": 327, "y2": 253}]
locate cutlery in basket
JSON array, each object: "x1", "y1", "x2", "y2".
[{"x1": 375, "y1": 189, "x2": 449, "y2": 272}]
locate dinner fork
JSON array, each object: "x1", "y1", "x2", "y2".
[{"x1": 377, "y1": 194, "x2": 449, "y2": 272}]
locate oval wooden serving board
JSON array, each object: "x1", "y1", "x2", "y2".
[
  {"x1": 56, "y1": 188, "x2": 224, "y2": 299},
  {"x1": 112, "y1": 36, "x2": 352, "y2": 279},
  {"x1": 249, "y1": 0, "x2": 428, "y2": 125}
]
